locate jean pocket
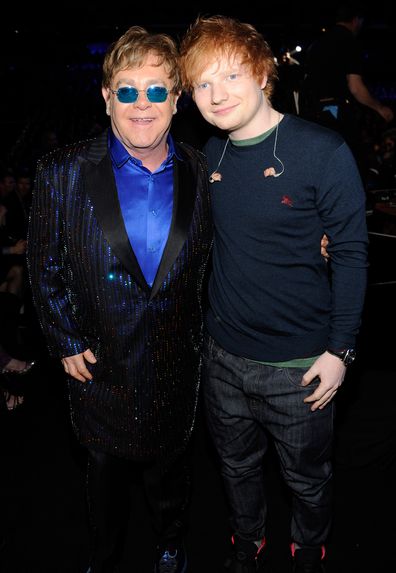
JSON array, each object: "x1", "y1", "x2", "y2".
[{"x1": 284, "y1": 366, "x2": 320, "y2": 389}]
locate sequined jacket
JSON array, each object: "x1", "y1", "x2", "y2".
[{"x1": 27, "y1": 130, "x2": 212, "y2": 462}]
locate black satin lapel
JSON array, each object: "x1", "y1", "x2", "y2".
[
  {"x1": 150, "y1": 157, "x2": 196, "y2": 300},
  {"x1": 83, "y1": 153, "x2": 149, "y2": 294}
]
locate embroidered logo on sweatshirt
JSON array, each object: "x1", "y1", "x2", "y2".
[{"x1": 281, "y1": 195, "x2": 293, "y2": 207}]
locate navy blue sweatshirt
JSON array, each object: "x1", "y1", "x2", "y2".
[{"x1": 204, "y1": 114, "x2": 368, "y2": 361}]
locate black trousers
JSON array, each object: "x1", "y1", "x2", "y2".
[{"x1": 86, "y1": 447, "x2": 191, "y2": 572}]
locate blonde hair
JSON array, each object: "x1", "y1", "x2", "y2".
[
  {"x1": 102, "y1": 26, "x2": 181, "y2": 93},
  {"x1": 180, "y1": 16, "x2": 278, "y2": 99}
]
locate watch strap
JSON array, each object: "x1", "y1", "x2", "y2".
[{"x1": 327, "y1": 348, "x2": 356, "y2": 365}]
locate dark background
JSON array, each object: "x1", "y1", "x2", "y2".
[
  {"x1": 1, "y1": 2, "x2": 396, "y2": 160},
  {"x1": 1, "y1": 4, "x2": 396, "y2": 572}
]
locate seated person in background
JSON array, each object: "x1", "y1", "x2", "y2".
[
  {"x1": 366, "y1": 127, "x2": 396, "y2": 190},
  {"x1": 3, "y1": 168, "x2": 33, "y2": 241},
  {"x1": 0, "y1": 342, "x2": 35, "y2": 411},
  {"x1": 0, "y1": 203, "x2": 26, "y2": 300},
  {"x1": 300, "y1": 2, "x2": 394, "y2": 176}
]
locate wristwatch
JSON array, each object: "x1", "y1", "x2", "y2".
[{"x1": 327, "y1": 348, "x2": 356, "y2": 366}]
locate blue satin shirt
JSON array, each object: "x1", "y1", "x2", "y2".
[{"x1": 110, "y1": 130, "x2": 180, "y2": 287}]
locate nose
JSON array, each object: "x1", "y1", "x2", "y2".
[
  {"x1": 134, "y1": 90, "x2": 151, "y2": 109},
  {"x1": 211, "y1": 83, "x2": 228, "y2": 104}
]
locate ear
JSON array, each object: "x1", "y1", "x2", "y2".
[
  {"x1": 102, "y1": 87, "x2": 111, "y2": 116},
  {"x1": 172, "y1": 90, "x2": 181, "y2": 115},
  {"x1": 260, "y1": 74, "x2": 268, "y2": 90}
]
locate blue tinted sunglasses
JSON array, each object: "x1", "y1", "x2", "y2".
[{"x1": 110, "y1": 85, "x2": 169, "y2": 103}]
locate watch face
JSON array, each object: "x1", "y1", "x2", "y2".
[{"x1": 343, "y1": 349, "x2": 356, "y2": 366}]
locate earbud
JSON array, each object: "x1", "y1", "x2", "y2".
[
  {"x1": 273, "y1": 159, "x2": 285, "y2": 178},
  {"x1": 264, "y1": 161, "x2": 284, "y2": 179}
]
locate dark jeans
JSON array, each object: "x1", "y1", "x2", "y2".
[
  {"x1": 202, "y1": 334, "x2": 334, "y2": 547},
  {"x1": 87, "y1": 447, "x2": 191, "y2": 572}
]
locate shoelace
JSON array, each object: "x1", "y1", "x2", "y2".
[{"x1": 158, "y1": 549, "x2": 179, "y2": 573}]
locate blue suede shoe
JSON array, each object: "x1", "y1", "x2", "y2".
[{"x1": 155, "y1": 541, "x2": 187, "y2": 573}]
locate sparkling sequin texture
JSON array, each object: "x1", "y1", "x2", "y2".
[{"x1": 27, "y1": 131, "x2": 212, "y2": 464}]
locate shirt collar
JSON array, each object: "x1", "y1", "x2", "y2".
[{"x1": 108, "y1": 129, "x2": 182, "y2": 169}]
